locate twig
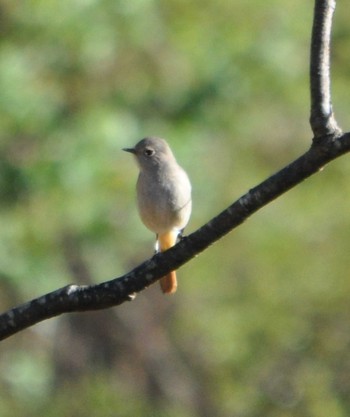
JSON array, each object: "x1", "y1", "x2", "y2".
[{"x1": 310, "y1": 0, "x2": 341, "y2": 137}]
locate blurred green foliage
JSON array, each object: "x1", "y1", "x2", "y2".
[{"x1": 1, "y1": 0, "x2": 350, "y2": 416}]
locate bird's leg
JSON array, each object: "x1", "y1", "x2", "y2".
[
  {"x1": 177, "y1": 228, "x2": 185, "y2": 242},
  {"x1": 154, "y1": 234, "x2": 160, "y2": 253}
]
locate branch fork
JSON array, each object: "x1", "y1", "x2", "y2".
[{"x1": 1, "y1": 0, "x2": 349, "y2": 340}]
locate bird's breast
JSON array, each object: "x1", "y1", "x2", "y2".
[{"x1": 136, "y1": 167, "x2": 191, "y2": 234}]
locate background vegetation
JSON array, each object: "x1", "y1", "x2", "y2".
[{"x1": 1, "y1": 0, "x2": 350, "y2": 416}]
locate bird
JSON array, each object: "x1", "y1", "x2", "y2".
[{"x1": 123, "y1": 137, "x2": 192, "y2": 294}]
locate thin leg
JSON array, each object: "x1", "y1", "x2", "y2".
[
  {"x1": 177, "y1": 228, "x2": 185, "y2": 242},
  {"x1": 154, "y1": 234, "x2": 160, "y2": 253}
]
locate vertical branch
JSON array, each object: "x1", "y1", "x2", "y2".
[{"x1": 309, "y1": 0, "x2": 341, "y2": 138}]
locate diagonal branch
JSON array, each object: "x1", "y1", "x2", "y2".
[
  {"x1": 0, "y1": 132, "x2": 350, "y2": 341},
  {"x1": 310, "y1": 0, "x2": 341, "y2": 137},
  {"x1": 0, "y1": 0, "x2": 348, "y2": 341}
]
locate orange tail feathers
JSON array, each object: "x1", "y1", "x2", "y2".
[
  {"x1": 160, "y1": 270, "x2": 177, "y2": 294},
  {"x1": 158, "y1": 231, "x2": 178, "y2": 294}
]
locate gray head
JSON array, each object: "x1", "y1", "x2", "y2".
[{"x1": 123, "y1": 137, "x2": 176, "y2": 170}]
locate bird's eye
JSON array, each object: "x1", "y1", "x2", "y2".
[{"x1": 143, "y1": 148, "x2": 155, "y2": 157}]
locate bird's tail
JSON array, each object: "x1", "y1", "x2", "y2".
[{"x1": 158, "y1": 231, "x2": 178, "y2": 294}]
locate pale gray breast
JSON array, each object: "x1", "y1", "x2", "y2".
[{"x1": 136, "y1": 164, "x2": 191, "y2": 234}]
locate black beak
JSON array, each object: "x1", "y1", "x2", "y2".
[{"x1": 123, "y1": 147, "x2": 136, "y2": 154}]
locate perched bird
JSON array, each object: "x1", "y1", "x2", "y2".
[{"x1": 124, "y1": 137, "x2": 192, "y2": 294}]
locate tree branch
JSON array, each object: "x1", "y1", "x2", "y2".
[
  {"x1": 310, "y1": 0, "x2": 341, "y2": 137},
  {"x1": 1, "y1": 132, "x2": 350, "y2": 341},
  {"x1": 0, "y1": 0, "x2": 348, "y2": 340}
]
